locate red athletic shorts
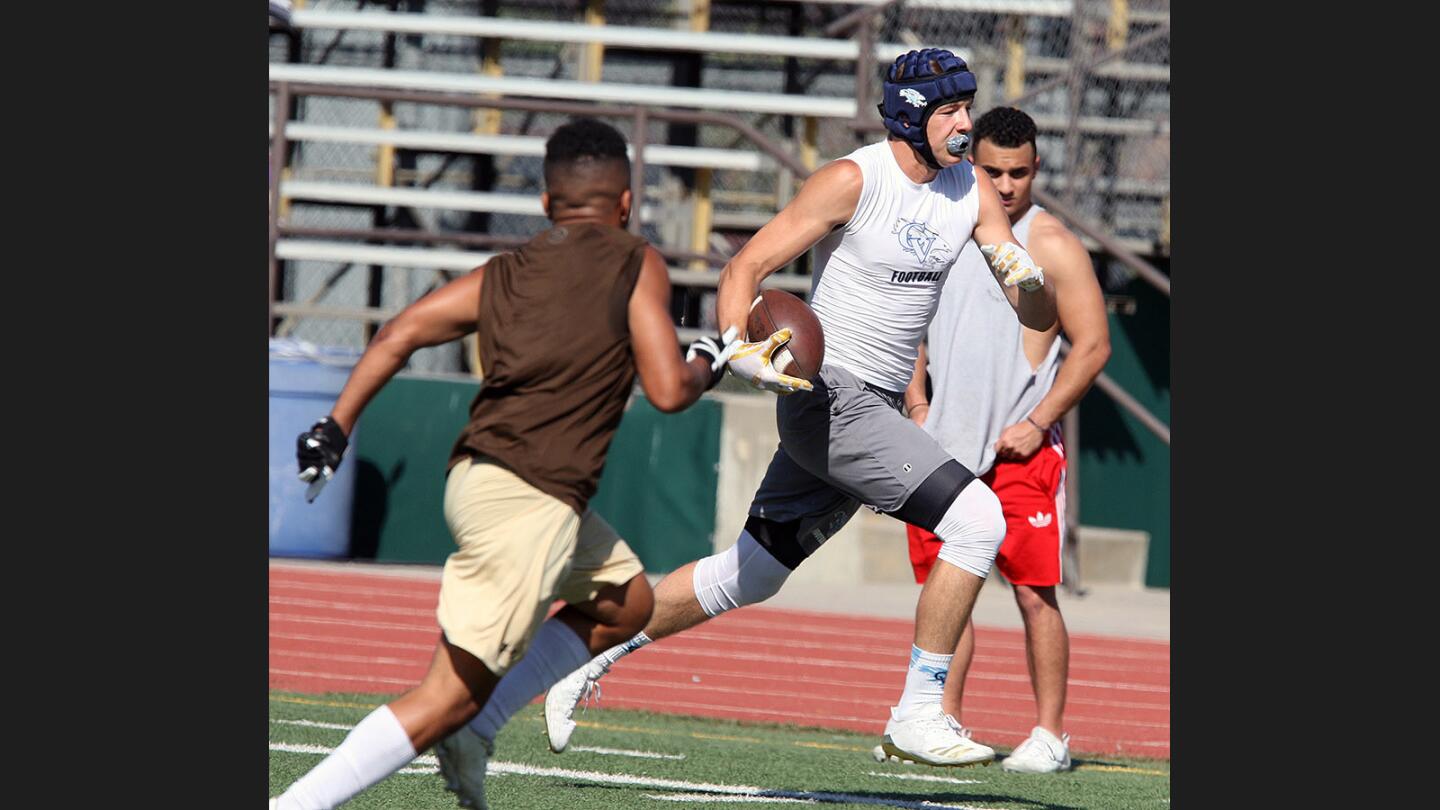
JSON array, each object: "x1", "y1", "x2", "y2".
[{"x1": 905, "y1": 427, "x2": 1067, "y2": 586}]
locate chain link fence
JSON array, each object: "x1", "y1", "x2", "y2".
[{"x1": 271, "y1": 0, "x2": 1169, "y2": 359}]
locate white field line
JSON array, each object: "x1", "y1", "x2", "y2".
[
  {"x1": 645, "y1": 794, "x2": 815, "y2": 804},
  {"x1": 272, "y1": 719, "x2": 353, "y2": 731},
  {"x1": 571, "y1": 745, "x2": 687, "y2": 760},
  {"x1": 862, "y1": 772, "x2": 983, "y2": 785},
  {"x1": 268, "y1": 742, "x2": 998, "y2": 810}
]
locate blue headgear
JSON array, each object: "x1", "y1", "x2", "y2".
[{"x1": 877, "y1": 48, "x2": 978, "y2": 170}]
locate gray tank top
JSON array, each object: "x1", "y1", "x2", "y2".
[{"x1": 922, "y1": 204, "x2": 1060, "y2": 477}]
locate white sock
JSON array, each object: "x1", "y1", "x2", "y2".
[
  {"x1": 276, "y1": 704, "x2": 416, "y2": 810},
  {"x1": 597, "y1": 631, "x2": 653, "y2": 669},
  {"x1": 468, "y1": 618, "x2": 591, "y2": 742},
  {"x1": 896, "y1": 645, "x2": 952, "y2": 716}
]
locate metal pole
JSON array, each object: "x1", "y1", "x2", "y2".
[
  {"x1": 269, "y1": 81, "x2": 292, "y2": 338},
  {"x1": 1034, "y1": 188, "x2": 1169, "y2": 296},
  {"x1": 1058, "y1": 339, "x2": 1170, "y2": 445},
  {"x1": 1062, "y1": 406, "x2": 1084, "y2": 594},
  {"x1": 853, "y1": 11, "x2": 877, "y2": 134},
  {"x1": 1062, "y1": 1, "x2": 1092, "y2": 210}
]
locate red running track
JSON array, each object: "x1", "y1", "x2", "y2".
[{"x1": 269, "y1": 563, "x2": 1169, "y2": 759}]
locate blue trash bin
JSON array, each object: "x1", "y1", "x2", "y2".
[{"x1": 269, "y1": 339, "x2": 363, "y2": 558}]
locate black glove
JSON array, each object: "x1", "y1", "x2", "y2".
[
  {"x1": 296, "y1": 416, "x2": 348, "y2": 484},
  {"x1": 685, "y1": 327, "x2": 741, "y2": 390}
]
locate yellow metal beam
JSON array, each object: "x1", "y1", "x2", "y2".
[
  {"x1": 800, "y1": 116, "x2": 818, "y2": 172},
  {"x1": 1108, "y1": 0, "x2": 1129, "y2": 52},
  {"x1": 581, "y1": 0, "x2": 606, "y2": 82},
  {"x1": 689, "y1": 168, "x2": 713, "y2": 271},
  {"x1": 376, "y1": 105, "x2": 396, "y2": 187},
  {"x1": 690, "y1": 0, "x2": 710, "y2": 32},
  {"x1": 1005, "y1": 15, "x2": 1026, "y2": 101},
  {"x1": 474, "y1": 41, "x2": 503, "y2": 135}
]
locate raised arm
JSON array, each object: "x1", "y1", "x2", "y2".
[
  {"x1": 628, "y1": 246, "x2": 726, "y2": 413},
  {"x1": 714, "y1": 159, "x2": 863, "y2": 336},
  {"x1": 970, "y1": 169, "x2": 1057, "y2": 332}
]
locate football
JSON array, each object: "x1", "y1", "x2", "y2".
[{"x1": 745, "y1": 289, "x2": 825, "y2": 381}]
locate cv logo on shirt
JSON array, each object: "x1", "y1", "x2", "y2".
[
  {"x1": 1027, "y1": 512, "x2": 1053, "y2": 528},
  {"x1": 892, "y1": 219, "x2": 953, "y2": 269}
]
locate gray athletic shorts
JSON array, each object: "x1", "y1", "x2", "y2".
[{"x1": 746, "y1": 364, "x2": 958, "y2": 566}]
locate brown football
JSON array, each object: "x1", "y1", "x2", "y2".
[{"x1": 745, "y1": 289, "x2": 825, "y2": 381}]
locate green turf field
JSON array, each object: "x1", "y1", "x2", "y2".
[{"x1": 270, "y1": 691, "x2": 1170, "y2": 809}]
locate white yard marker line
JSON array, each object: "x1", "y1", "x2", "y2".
[
  {"x1": 645, "y1": 793, "x2": 815, "y2": 804},
  {"x1": 269, "y1": 742, "x2": 993, "y2": 809},
  {"x1": 863, "y1": 772, "x2": 983, "y2": 785},
  {"x1": 271, "y1": 719, "x2": 353, "y2": 731},
  {"x1": 571, "y1": 745, "x2": 687, "y2": 760}
]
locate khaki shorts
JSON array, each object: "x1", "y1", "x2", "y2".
[{"x1": 436, "y1": 456, "x2": 645, "y2": 675}]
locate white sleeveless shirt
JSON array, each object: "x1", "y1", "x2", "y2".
[
  {"x1": 923, "y1": 204, "x2": 1061, "y2": 477},
  {"x1": 808, "y1": 140, "x2": 982, "y2": 392}
]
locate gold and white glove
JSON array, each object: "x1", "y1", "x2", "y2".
[
  {"x1": 980, "y1": 241, "x2": 1045, "y2": 292},
  {"x1": 726, "y1": 328, "x2": 814, "y2": 395}
]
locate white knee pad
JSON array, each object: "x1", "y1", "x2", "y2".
[
  {"x1": 692, "y1": 530, "x2": 794, "y2": 617},
  {"x1": 934, "y1": 479, "x2": 1007, "y2": 578}
]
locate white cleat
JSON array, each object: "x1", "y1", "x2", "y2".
[
  {"x1": 432, "y1": 726, "x2": 493, "y2": 808},
  {"x1": 268, "y1": 800, "x2": 279, "y2": 810},
  {"x1": 879, "y1": 704, "x2": 995, "y2": 767},
  {"x1": 544, "y1": 660, "x2": 607, "y2": 753},
  {"x1": 1001, "y1": 726, "x2": 1072, "y2": 774}
]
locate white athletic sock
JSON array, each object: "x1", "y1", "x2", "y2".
[
  {"x1": 597, "y1": 631, "x2": 653, "y2": 669},
  {"x1": 468, "y1": 618, "x2": 591, "y2": 742},
  {"x1": 896, "y1": 645, "x2": 952, "y2": 716},
  {"x1": 275, "y1": 704, "x2": 416, "y2": 810}
]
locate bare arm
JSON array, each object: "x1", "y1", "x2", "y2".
[
  {"x1": 715, "y1": 159, "x2": 862, "y2": 336},
  {"x1": 329, "y1": 267, "x2": 485, "y2": 434},
  {"x1": 993, "y1": 221, "x2": 1111, "y2": 460},
  {"x1": 970, "y1": 170, "x2": 1057, "y2": 331},
  {"x1": 629, "y1": 246, "x2": 715, "y2": 413},
  {"x1": 1025, "y1": 224, "x2": 1110, "y2": 428}
]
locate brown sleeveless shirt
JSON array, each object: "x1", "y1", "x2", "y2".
[{"x1": 449, "y1": 222, "x2": 646, "y2": 514}]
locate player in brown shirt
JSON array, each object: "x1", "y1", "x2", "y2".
[{"x1": 272, "y1": 118, "x2": 748, "y2": 810}]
